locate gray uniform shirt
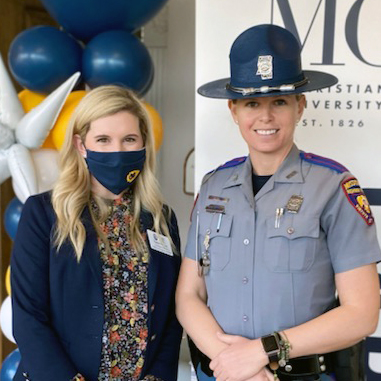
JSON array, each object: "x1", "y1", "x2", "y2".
[{"x1": 185, "y1": 145, "x2": 381, "y2": 339}]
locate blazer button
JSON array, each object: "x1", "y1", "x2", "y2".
[
  {"x1": 22, "y1": 372, "x2": 29, "y2": 377},
  {"x1": 150, "y1": 334, "x2": 156, "y2": 341},
  {"x1": 150, "y1": 304, "x2": 155, "y2": 312}
]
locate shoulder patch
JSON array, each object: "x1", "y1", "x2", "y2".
[
  {"x1": 342, "y1": 177, "x2": 374, "y2": 226},
  {"x1": 300, "y1": 152, "x2": 348, "y2": 173},
  {"x1": 207, "y1": 156, "x2": 246, "y2": 175}
]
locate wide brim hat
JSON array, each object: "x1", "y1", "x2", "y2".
[{"x1": 198, "y1": 24, "x2": 338, "y2": 99}]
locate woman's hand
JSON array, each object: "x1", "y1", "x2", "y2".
[{"x1": 209, "y1": 333, "x2": 269, "y2": 381}]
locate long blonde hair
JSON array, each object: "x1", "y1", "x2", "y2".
[{"x1": 52, "y1": 85, "x2": 172, "y2": 261}]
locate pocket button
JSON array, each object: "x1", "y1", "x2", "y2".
[{"x1": 287, "y1": 227, "x2": 295, "y2": 235}]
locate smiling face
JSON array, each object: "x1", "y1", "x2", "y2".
[{"x1": 229, "y1": 94, "x2": 305, "y2": 163}]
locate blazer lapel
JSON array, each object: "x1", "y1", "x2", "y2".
[
  {"x1": 140, "y1": 210, "x2": 159, "y2": 307},
  {"x1": 82, "y1": 207, "x2": 103, "y2": 291},
  {"x1": 80, "y1": 206, "x2": 161, "y2": 302}
]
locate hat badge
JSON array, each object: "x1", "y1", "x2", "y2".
[{"x1": 256, "y1": 55, "x2": 273, "y2": 80}]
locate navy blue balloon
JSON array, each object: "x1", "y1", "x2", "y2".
[
  {"x1": 4, "y1": 197, "x2": 23, "y2": 240},
  {"x1": 8, "y1": 26, "x2": 82, "y2": 94},
  {"x1": 83, "y1": 30, "x2": 154, "y2": 95},
  {"x1": 139, "y1": 65, "x2": 155, "y2": 97},
  {"x1": 39, "y1": 0, "x2": 169, "y2": 42},
  {"x1": 0, "y1": 348, "x2": 21, "y2": 381}
]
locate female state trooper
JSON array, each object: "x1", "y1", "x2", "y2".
[{"x1": 176, "y1": 24, "x2": 381, "y2": 381}]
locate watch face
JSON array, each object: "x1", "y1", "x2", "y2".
[{"x1": 263, "y1": 335, "x2": 279, "y2": 352}]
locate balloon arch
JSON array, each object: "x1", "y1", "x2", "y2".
[{"x1": 0, "y1": 1, "x2": 168, "y2": 376}]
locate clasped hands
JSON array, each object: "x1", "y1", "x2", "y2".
[{"x1": 209, "y1": 332, "x2": 273, "y2": 381}]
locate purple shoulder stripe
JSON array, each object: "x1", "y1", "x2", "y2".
[
  {"x1": 218, "y1": 156, "x2": 246, "y2": 170},
  {"x1": 206, "y1": 156, "x2": 246, "y2": 174},
  {"x1": 300, "y1": 152, "x2": 348, "y2": 173}
]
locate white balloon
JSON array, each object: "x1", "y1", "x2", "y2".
[
  {"x1": 0, "y1": 296, "x2": 15, "y2": 344},
  {"x1": 8, "y1": 144, "x2": 38, "y2": 203},
  {"x1": 16, "y1": 71, "x2": 81, "y2": 149},
  {"x1": 0, "y1": 68, "x2": 80, "y2": 195},
  {"x1": 0, "y1": 53, "x2": 24, "y2": 130},
  {"x1": 0, "y1": 150, "x2": 11, "y2": 184},
  {"x1": 0, "y1": 123, "x2": 15, "y2": 150},
  {"x1": 31, "y1": 148, "x2": 60, "y2": 193}
]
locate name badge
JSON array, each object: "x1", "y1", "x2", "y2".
[{"x1": 147, "y1": 229, "x2": 173, "y2": 256}]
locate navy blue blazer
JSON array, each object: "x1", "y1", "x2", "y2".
[{"x1": 11, "y1": 192, "x2": 182, "y2": 381}]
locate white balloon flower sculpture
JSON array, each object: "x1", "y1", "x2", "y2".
[{"x1": 0, "y1": 54, "x2": 80, "y2": 203}]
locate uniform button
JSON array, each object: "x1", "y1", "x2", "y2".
[
  {"x1": 243, "y1": 315, "x2": 248, "y2": 322},
  {"x1": 243, "y1": 239, "x2": 249, "y2": 245},
  {"x1": 242, "y1": 277, "x2": 248, "y2": 284},
  {"x1": 206, "y1": 228, "x2": 211, "y2": 235},
  {"x1": 151, "y1": 334, "x2": 156, "y2": 341},
  {"x1": 150, "y1": 304, "x2": 155, "y2": 312},
  {"x1": 287, "y1": 227, "x2": 295, "y2": 235},
  {"x1": 22, "y1": 373, "x2": 28, "y2": 377}
]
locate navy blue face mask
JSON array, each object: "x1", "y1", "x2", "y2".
[{"x1": 85, "y1": 148, "x2": 146, "y2": 195}]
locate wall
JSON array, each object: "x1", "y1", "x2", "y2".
[
  {"x1": 161, "y1": 0, "x2": 195, "y2": 247},
  {"x1": 145, "y1": 0, "x2": 196, "y2": 250},
  {"x1": 144, "y1": 0, "x2": 196, "y2": 379}
]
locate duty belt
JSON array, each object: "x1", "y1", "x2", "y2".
[{"x1": 276, "y1": 354, "x2": 334, "y2": 380}]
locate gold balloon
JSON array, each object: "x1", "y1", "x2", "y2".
[
  {"x1": 51, "y1": 91, "x2": 87, "y2": 150},
  {"x1": 144, "y1": 103, "x2": 163, "y2": 151},
  {"x1": 5, "y1": 266, "x2": 11, "y2": 296},
  {"x1": 18, "y1": 89, "x2": 46, "y2": 111}
]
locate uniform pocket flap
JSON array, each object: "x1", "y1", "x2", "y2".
[
  {"x1": 199, "y1": 213, "x2": 233, "y2": 238},
  {"x1": 267, "y1": 216, "x2": 320, "y2": 240}
]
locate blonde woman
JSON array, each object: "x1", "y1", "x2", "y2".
[{"x1": 11, "y1": 85, "x2": 182, "y2": 381}]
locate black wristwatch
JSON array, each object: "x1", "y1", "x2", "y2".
[{"x1": 261, "y1": 333, "x2": 280, "y2": 370}]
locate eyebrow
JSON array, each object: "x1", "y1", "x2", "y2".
[
  {"x1": 93, "y1": 133, "x2": 140, "y2": 139},
  {"x1": 93, "y1": 134, "x2": 109, "y2": 139}
]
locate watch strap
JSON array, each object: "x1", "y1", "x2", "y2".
[{"x1": 261, "y1": 333, "x2": 280, "y2": 370}]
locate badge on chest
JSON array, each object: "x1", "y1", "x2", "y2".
[{"x1": 147, "y1": 229, "x2": 173, "y2": 256}]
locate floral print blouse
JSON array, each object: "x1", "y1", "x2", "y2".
[{"x1": 92, "y1": 191, "x2": 162, "y2": 381}]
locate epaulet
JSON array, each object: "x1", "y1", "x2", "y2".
[
  {"x1": 207, "y1": 156, "x2": 246, "y2": 175},
  {"x1": 300, "y1": 152, "x2": 348, "y2": 173}
]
